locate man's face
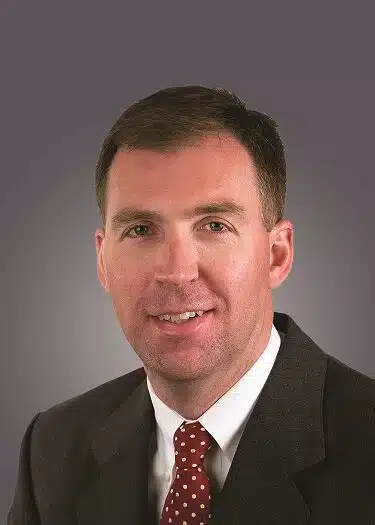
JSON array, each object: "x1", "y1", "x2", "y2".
[{"x1": 95, "y1": 134, "x2": 292, "y2": 383}]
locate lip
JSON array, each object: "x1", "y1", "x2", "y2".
[
  {"x1": 151, "y1": 308, "x2": 212, "y2": 316},
  {"x1": 149, "y1": 310, "x2": 214, "y2": 336}
]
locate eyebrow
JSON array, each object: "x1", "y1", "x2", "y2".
[{"x1": 110, "y1": 200, "x2": 247, "y2": 231}]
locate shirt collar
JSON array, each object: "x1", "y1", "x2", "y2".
[{"x1": 147, "y1": 324, "x2": 281, "y2": 461}]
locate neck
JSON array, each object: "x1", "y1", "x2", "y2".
[{"x1": 146, "y1": 310, "x2": 273, "y2": 420}]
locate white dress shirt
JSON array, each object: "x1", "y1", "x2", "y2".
[{"x1": 147, "y1": 323, "x2": 281, "y2": 520}]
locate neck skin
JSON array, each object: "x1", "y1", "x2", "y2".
[{"x1": 145, "y1": 307, "x2": 274, "y2": 420}]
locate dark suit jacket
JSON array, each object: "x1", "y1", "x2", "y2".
[{"x1": 8, "y1": 312, "x2": 375, "y2": 524}]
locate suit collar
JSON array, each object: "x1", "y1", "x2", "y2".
[
  {"x1": 75, "y1": 376, "x2": 156, "y2": 525},
  {"x1": 90, "y1": 371, "x2": 154, "y2": 466},
  {"x1": 251, "y1": 312, "x2": 327, "y2": 474},
  {"x1": 76, "y1": 312, "x2": 327, "y2": 525},
  {"x1": 210, "y1": 312, "x2": 327, "y2": 524}
]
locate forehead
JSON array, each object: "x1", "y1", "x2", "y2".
[{"x1": 105, "y1": 134, "x2": 260, "y2": 220}]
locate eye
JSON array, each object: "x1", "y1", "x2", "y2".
[
  {"x1": 122, "y1": 220, "x2": 229, "y2": 239},
  {"x1": 201, "y1": 221, "x2": 228, "y2": 233},
  {"x1": 123, "y1": 224, "x2": 152, "y2": 238}
]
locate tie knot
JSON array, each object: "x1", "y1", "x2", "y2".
[{"x1": 173, "y1": 421, "x2": 213, "y2": 470}]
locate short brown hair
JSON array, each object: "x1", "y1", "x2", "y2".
[{"x1": 95, "y1": 85, "x2": 286, "y2": 232}]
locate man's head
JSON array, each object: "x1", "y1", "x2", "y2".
[{"x1": 94, "y1": 86, "x2": 293, "y2": 389}]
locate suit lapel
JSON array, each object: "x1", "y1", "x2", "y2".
[
  {"x1": 75, "y1": 376, "x2": 156, "y2": 525},
  {"x1": 211, "y1": 314, "x2": 328, "y2": 524},
  {"x1": 210, "y1": 416, "x2": 311, "y2": 525}
]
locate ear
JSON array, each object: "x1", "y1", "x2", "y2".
[
  {"x1": 95, "y1": 228, "x2": 109, "y2": 293},
  {"x1": 268, "y1": 219, "x2": 294, "y2": 290}
]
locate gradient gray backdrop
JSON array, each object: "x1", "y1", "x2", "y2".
[{"x1": 2, "y1": 1, "x2": 374, "y2": 519}]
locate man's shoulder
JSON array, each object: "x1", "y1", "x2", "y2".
[
  {"x1": 325, "y1": 353, "x2": 375, "y2": 408},
  {"x1": 33, "y1": 367, "x2": 147, "y2": 439},
  {"x1": 278, "y1": 311, "x2": 375, "y2": 436},
  {"x1": 324, "y1": 354, "x2": 375, "y2": 452},
  {"x1": 326, "y1": 351, "x2": 375, "y2": 384}
]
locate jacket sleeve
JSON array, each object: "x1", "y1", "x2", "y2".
[{"x1": 7, "y1": 412, "x2": 42, "y2": 525}]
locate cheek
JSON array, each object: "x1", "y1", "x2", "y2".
[
  {"x1": 105, "y1": 253, "x2": 143, "y2": 301},
  {"x1": 217, "y1": 239, "x2": 266, "y2": 281},
  {"x1": 223, "y1": 260, "x2": 264, "y2": 295},
  {"x1": 216, "y1": 246, "x2": 269, "y2": 302}
]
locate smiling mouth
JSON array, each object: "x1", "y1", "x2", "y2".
[
  {"x1": 156, "y1": 308, "x2": 213, "y2": 320},
  {"x1": 158, "y1": 310, "x2": 212, "y2": 324},
  {"x1": 150, "y1": 309, "x2": 214, "y2": 335}
]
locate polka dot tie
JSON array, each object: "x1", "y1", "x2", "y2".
[{"x1": 160, "y1": 421, "x2": 213, "y2": 525}]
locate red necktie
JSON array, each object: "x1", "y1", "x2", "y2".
[{"x1": 160, "y1": 421, "x2": 213, "y2": 524}]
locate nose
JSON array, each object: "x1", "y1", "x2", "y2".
[{"x1": 153, "y1": 236, "x2": 199, "y2": 286}]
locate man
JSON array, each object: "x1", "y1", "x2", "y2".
[{"x1": 8, "y1": 86, "x2": 375, "y2": 524}]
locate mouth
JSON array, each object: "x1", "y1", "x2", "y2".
[{"x1": 149, "y1": 309, "x2": 214, "y2": 336}]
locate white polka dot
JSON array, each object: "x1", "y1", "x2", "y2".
[
  {"x1": 183, "y1": 522, "x2": 187, "y2": 525},
  {"x1": 190, "y1": 434, "x2": 195, "y2": 438},
  {"x1": 191, "y1": 512, "x2": 196, "y2": 517},
  {"x1": 177, "y1": 474, "x2": 180, "y2": 478},
  {"x1": 209, "y1": 514, "x2": 211, "y2": 518},
  {"x1": 166, "y1": 506, "x2": 169, "y2": 511},
  {"x1": 181, "y1": 428, "x2": 185, "y2": 432},
  {"x1": 175, "y1": 437, "x2": 177, "y2": 440},
  {"x1": 171, "y1": 499, "x2": 173, "y2": 504},
  {"x1": 200, "y1": 455, "x2": 204, "y2": 459},
  {"x1": 182, "y1": 458, "x2": 186, "y2": 462},
  {"x1": 175, "y1": 451, "x2": 178, "y2": 455},
  {"x1": 200, "y1": 427, "x2": 205, "y2": 431},
  {"x1": 192, "y1": 494, "x2": 196, "y2": 499},
  {"x1": 181, "y1": 442, "x2": 185, "y2": 446},
  {"x1": 200, "y1": 503, "x2": 205, "y2": 508},
  {"x1": 201, "y1": 484, "x2": 205, "y2": 489},
  {"x1": 168, "y1": 519, "x2": 172, "y2": 523},
  {"x1": 176, "y1": 492, "x2": 179, "y2": 497},
  {"x1": 191, "y1": 449, "x2": 196, "y2": 453},
  {"x1": 198, "y1": 467, "x2": 202, "y2": 472},
  {"x1": 170, "y1": 489, "x2": 173, "y2": 493},
  {"x1": 175, "y1": 510, "x2": 179, "y2": 515},
  {"x1": 192, "y1": 463, "x2": 197, "y2": 467},
  {"x1": 201, "y1": 441, "x2": 206, "y2": 445},
  {"x1": 192, "y1": 475, "x2": 196, "y2": 480},
  {"x1": 183, "y1": 502, "x2": 188, "y2": 507},
  {"x1": 183, "y1": 484, "x2": 187, "y2": 489}
]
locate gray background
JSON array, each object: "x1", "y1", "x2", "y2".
[{"x1": 1, "y1": 1, "x2": 374, "y2": 519}]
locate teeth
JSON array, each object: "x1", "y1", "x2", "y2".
[{"x1": 158, "y1": 310, "x2": 205, "y2": 322}]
